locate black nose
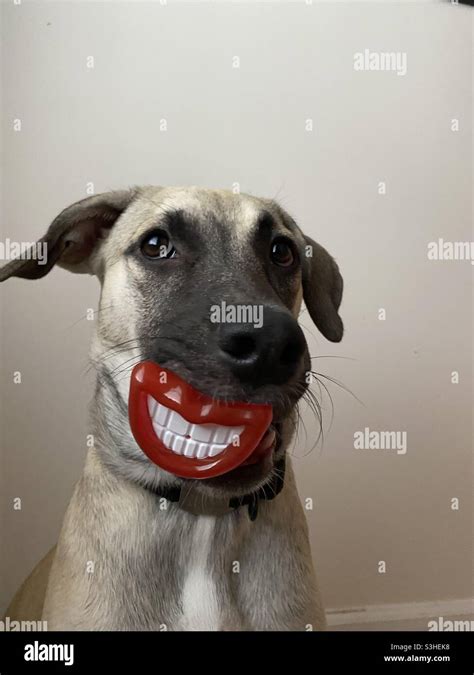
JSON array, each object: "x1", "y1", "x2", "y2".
[{"x1": 218, "y1": 306, "x2": 307, "y2": 385}]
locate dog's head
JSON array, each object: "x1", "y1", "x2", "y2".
[{"x1": 0, "y1": 186, "x2": 343, "y2": 497}]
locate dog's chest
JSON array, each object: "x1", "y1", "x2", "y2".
[
  {"x1": 92, "y1": 496, "x2": 247, "y2": 631},
  {"x1": 175, "y1": 514, "x2": 245, "y2": 631},
  {"x1": 180, "y1": 516, "x2": 221, "y2": 630}
]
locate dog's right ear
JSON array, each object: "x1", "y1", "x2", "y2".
[{"x1": 0, "y1": 189, "x2": 137, "y2": 282}]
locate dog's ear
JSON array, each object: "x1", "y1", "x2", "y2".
[
  {"x1": 302, "y1": 236, "x2": 344, "y2": 342},
  {"x1": 0, "y1": 189, "x2": 137, "y2": 282}
]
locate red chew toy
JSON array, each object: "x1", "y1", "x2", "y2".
[{"x1": 128, "y1": 361, "x2": 273, "y2": 479}]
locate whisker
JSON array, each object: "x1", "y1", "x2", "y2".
[
  {"x1": 310, "y1": 370, "x2": 363, "y2": 406},
  {"x1": 66, "y1": 303, "x2": 115, "y2": 330}
]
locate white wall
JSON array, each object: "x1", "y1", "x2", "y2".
[{"x1": 1, "y1": 0, "x2": 472, "y2": 615}]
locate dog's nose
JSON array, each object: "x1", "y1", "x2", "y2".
[{"x1": 218, "y1": 306, "x2": 306, "y2": 385}]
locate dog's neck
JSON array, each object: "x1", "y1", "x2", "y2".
[
  {"x1": 144, "y1": 456, "x2": 286, "y2": 521},
  {"x1": 90, "y1": 375, "x2": 286, "y2": 521}
]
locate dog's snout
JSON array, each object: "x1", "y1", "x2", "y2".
[
  {"x1": 219, "y1": 331, "x2": 258, "y2": 361},
  {"x1": 218, "y1": 307, "x2": 306, "y2": 385}
]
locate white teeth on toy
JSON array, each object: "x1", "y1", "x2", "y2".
[
  {"x1": 209, "y1": 443, "x2": 226, "y2": 458},
  {"x1": 190, "y1": 423, "x2": 214, "y2": 443},
  {"x1": 212, "y1": 426, "x2": 228, "y2": 444},
  {"x1": 163, "y1": 430, "x2": 174, "y2": 449},
  {"x1": 196, "y1": 443, "x2": 206, "y2": 459},
  {"x1": 148, "y1": 398, "x2": 158, "y2": 417},
  {"x1": 152, "y1": 422, "x2": 164, "y2": 441},
  {"x1": 154, "y1": 404, "x2": 169, "y2": 427},
  {"x1": 147, "y1": 396, "x2": 244, "y2": 460},
  {"x1": 172, "y1": 435, "x2": 185, "y2": 455},
  {"x1": 168, "y1": 410, "x2": 189, "y2": 436},
  {"x1": 183, "y1": 439, "x2": 198, "y2": 458}
]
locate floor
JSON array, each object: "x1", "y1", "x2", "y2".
[{"x1": 329, "y1": 614, "x2": 474, "y2": 631}]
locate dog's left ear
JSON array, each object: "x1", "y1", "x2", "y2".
[
  {"x1": 302, "y1": 236, "x2": 344, "y2": 342},
  {"x1": 0, "y1": 189, "x2": 137, "y2": 282}
]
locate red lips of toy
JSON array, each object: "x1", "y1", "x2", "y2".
[{"x1": 128, "y1": 361, "x2": 273, "y2": 479}]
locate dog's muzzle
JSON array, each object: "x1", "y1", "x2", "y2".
[{"x1": 128, "y1": 361, "x2": 275, "y2": 479}]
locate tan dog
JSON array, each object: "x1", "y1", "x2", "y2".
[{"x1": 2, "y1": 186, "x2": 343, "y2": 630}]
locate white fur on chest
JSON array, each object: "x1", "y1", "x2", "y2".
[{"x1": 181, "y1": 516, "x2": 221, "y2": 631}]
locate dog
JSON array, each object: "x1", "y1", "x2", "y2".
[{"x1": 2, "y1": 186, "x2": 343, "y2": 631}]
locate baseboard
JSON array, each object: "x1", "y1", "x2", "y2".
[{"x1": 326, "y1": 598, "x2": 474, "y2": 627}]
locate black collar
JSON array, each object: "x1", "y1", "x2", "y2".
[{"x1": 148, "y1": 456, "x2": 286, "y2": 522}]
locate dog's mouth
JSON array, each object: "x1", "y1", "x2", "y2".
[{"x1": 129, "y1": 361, "x2": 274, "y2": 479}]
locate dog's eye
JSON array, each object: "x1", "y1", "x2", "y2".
[
  {"x1": 270, "y1": 237, "x2": 295, "y2": 267},
  {"x1": 141, "y1": 230, "x2": 176, "y2": 259}
]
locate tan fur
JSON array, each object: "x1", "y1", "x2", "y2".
[{"x1": 2, "y1": 187, "x2": 343, "y2": 631}]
